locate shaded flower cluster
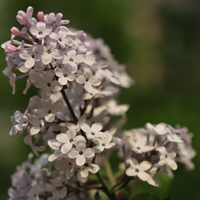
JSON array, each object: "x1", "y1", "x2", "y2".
[
  {"x1": 114, "y1": 123, "x2": 195, "y2": 186},
  {"x1": 2, "y1": 6, "x2": 195, "y2": 200}
]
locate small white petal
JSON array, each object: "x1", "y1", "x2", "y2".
[
  {"x1": 36, "y1": 22, "x2": 46, "y2": 31},
  {"x1": 76, "y1": 154, "x2": 86, "y2": 166},
  {"x1": 49, "y1": 32, "x2": 59, "y2": 40},
  {"x1": 85, "y1": 82, "x2": 93, "y2": 93},
  {"x1": 140, "y1": 161, "x2": 151, "y2": 171},
  {"x1": 68, "y1": 148, "x2": 79, "y2": 158},
  {"x1": 76, "y1": 75, "x2": 86, "y2": 84},
  {"x1": 83, "y1": 148, "x2": 95, "y2": 158},
  {"x1": 137, "y1": 171, "x2": 150, "y2": 181},
  {"x1": 81, "y1": 123, "x2": 91, "y2": 133},
  {"x1": 56, "y1": 133, "x2": 70, "y2": 143},
  {"x1": 42, "y1": 53, "x2": 52, "y2": 65},
  {"x1": 61, "y1": 142, "x2": 73, "y2": 154},
  {"x1": 88, "y1": 164, "x2": 100, "y2": 174}
]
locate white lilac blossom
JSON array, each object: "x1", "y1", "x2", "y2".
[
  {"x1": 30, "y1": 21, "x2": 52, "y2": 39},
  {"x1": 56, "y1": 126, "x2": 86, "y2": 154},
  {"x1": 41, "y1": 40, "x2": 63, "y2": 65},
  {"x1": 68, "y1": 141, "x2": 95, "y2": 166},
  {"x1": 34, "y1": 70, "x2": 62, "y2": 100},
  {"x1": 62, "y1": 49, "x2": 85, "y2": 72},
  {"x1": 77, "y1": 159, "x2": 100, "y2": 182},
  {"x1": 76, "y1": 67, "x2": 101, "y2": 93},
  {"x1": 3, "y1": 6, "x2": 195, "y2": 200},
  {"x1": 80, "y1": 123, "x2": 106, "y2": 140},
  {"x1": 54, "y1": 63, "x2": 75, "y2": 85},
  {"x1": 126, "y1": 158, "x2": 151, "y2": 181},
  {"x1": 19, "y1": 44, "x2": 42, "y2": 69},
  {"x1": 49, "y1": 29, "x2": 71, "y2": 48}
]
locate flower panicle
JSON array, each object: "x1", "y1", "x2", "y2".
[{"x1": 3, "y1": 6, "x2": 195, "y2": 200}]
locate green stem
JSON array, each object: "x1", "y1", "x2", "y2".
[
  {"x1": 96, "y1": 172, "x2": 116, "y2": 200},
  {"x1": 60, "y1": 89, "x2": 78, "y2": 123},
  {"x1": 111, "y1": 177, "x2": 130, "y2": 194}
]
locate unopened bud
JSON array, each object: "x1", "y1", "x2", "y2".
[
  {"x1": 16, "y1": 12, "x2": 28, "y2": 25},
  {"x1": 27, "y1": 6, "x2": 33, "y2": 19},
  {"x1": 5, "y1": 45, "x2": 17, "y2": 53},
  {"x1": 37, "y1": 11, "x2": 44, "y2": 21},
  {"x1": 11, "y1": 27, "x2": 20, "y2": 36}
]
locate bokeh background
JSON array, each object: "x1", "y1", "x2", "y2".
[{"x1": 0, "y1": 0, "x2": 200, "y2": 199}]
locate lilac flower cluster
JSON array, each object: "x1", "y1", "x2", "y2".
[
  {"x1": 114, "y1": 123, "x2": 195, "y2": 186},
  {"x1": 2, "y1": 6, "x2": 195, "y2": 200}
]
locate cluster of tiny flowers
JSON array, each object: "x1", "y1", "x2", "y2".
[
  {"x1": 114, "y1": 123, "x2": 195, "y2": 185},
  {"x1": 8, "y1": 154, "x2": 83, "y2": 200},
  {"x1": 2, "y1": 6, "x2": 195, "y2": 200}
]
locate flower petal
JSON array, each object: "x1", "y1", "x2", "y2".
[
  {"x1": 88, "y1": 164, "x2": 100, "y2": 174},
  {"x1": 61, "y1": 142, "x2": 73, "y2": 154},
  {"x1": 81, "y1": 123, "x2": 91, "y2": 133},
  {"x1": 83, "y1": 148, "x2": 95, "y2": 158},
  {"x1": 76, "y1": 154, "x2": 86, "y2": 166},
  {"x1": 56, "y1": 133, "x2": 70, "y2": 143},
  {"x1": 68, "y1": 148, "x2": 79, "y2": 158},
  {"x1": 36, "y1": 22, "x2": 46, "y2": 31}
]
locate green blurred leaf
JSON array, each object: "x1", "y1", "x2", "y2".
[
  {"x1": 132, "y1": 192, "x2": 160, "y2": 200},
  {"x1": 132, "y1": 193, "x2": 174, "y2": 200}
]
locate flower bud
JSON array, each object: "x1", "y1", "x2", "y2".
[
  {"x1": 16, "y1": 11, "x2": 27, "y2": 25},
  {"x1": 37, "y1": 11, "x2": 44, "y2": 21},
  {"x1": 10, "y1": 27, "x2": 20, "y2": 36},
  {"x1": 27, "y1": 6, "x2": 33, "y2": 19},
  {"x1": 5, "y1": 45, "x2": 17, "y2": 53}
]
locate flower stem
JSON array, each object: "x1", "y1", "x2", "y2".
[
  {"x1": 49, "y1": 64, "x2": 78, "y2": 123},
  {"x1": 96, "y1": 172, "x2": 116, "y2": 200},
  {"x1": 103, "y1": 155, "x2": 116, "y2": 186},
  {"x1": 60, "y1": 88, "x2": 78, "y2": 123}
]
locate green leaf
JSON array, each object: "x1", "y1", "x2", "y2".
[{"x1": 132, "y1": 192, "x2": 160, "y2": 200}]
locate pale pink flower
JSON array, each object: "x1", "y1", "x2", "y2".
[
  {"x1": 10, "y1": 111, "x2": 28, "y2": 136},
  {"x1": 34, "y1": 70, "x2": 62, "y2": 100},
  {"x1": 47, "y1": 139, "x2": 62, "y2": 162},
  {"x1": 167, "y1": 132, "x2": 183, "y2": 143},
  {"x1": 28, "y1": 115, "x2": 44, "y2": 135},
  {"x1": 49, "y1": 29, "x2": 71, "y2": 48},
  {"x1": 62, "y1": 49, "x2": 85, "y2": 72},
  {"x1": 81, "y1": 123, "x2": 105, "y2": 140},
  {"x1": 76, "y1": 67, "x2": 101, "y2": 93},
  {"x1": 19, "y1": 44, "x2": 42, "y2": 69},
  {"x1": 54, "y1": 64, "x2": 75, "y2": 85},
  {"x1": 34, "y1": 99, "x2": 63, "y2": 122},
  {"x1": 156, "y1": 146, "x2": 177, "y2": 170},
  {"x1": 128, "y1": 136, "x2": 154, "y2": 154},
  {"x1": 93, "y1": 133, "x2": 115, "y2": 153},
  {"x1": 30, "y1": 21, "x2": 52, "y2": 39},
  {"x1": 55, "y1": 157, "x2": 76, "y2": 179},
  {"x1": 146, "y1": 123, "x2": 170, "y2": 135},
  {"x1": 126, "y1": 158, "x2": 151, "y2": 181},
  {"x1": 77, "y1": 160, "x2": 100, "y2": 182},
  {"x1": 96, "y1": 69, "x2": 119, "y2": 85},
  {"x1": 41, "y1": 40, "x2": 63, "y2": 65},
  {"x1": 56, "y1": 126, "x2": 86, "y2": 154},
  {"x1": 68, "y1": 141, "x2": 95, "y2": 166}
]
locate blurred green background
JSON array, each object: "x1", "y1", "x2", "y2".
[{"x1": 0, "y1": 0, "x2": 200, "y2": 199}]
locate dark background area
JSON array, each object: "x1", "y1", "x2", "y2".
[{"x1": 0, "y1": 0, "x2": 200, "y2": 199}]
